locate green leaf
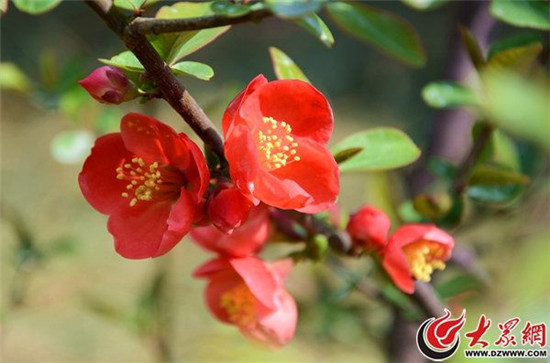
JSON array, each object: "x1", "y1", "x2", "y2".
[
  {"x1": 459, "y1": 25, "x2": 486, "y2": 70},
  {"x1": 266, "y1": 0, "x2": 323, "y2": 18},
  {"x1": 99, "y1": 51, "x2": 144, "y2": 72},
  {"x1": 333, "y1": 147, "x2": 363, "y2": 164},
  {"x1": 482, "y1": 71, "x2": 550, "y2": 149},
  {"x1": 0, "y1": 63, "x2": 31, "y2": 93},
  {"x1": 422, "y1": 81, "x2": 479, "y2": 109},
  {"x1": 468, "y1": 184, "x2": 522, "y2": 204},
  {"x1": 171, "y1": 61, "x2": 214, "y2": 80},
  {"x1": 331, "y1": 128, "x2": 421, "y2": 172},
  {"x1": 428, "y1": 157, "x2": 457, "y2": 180},
  {"x1": 50, "y1": 130, "x2": 95, "y2": 165},
  {"x1": 470, "y1": 165, "x2": 530, "y2": 186},
  {"x1": 492, "y1": 130, "x2": 520, "y2": 171},
  {"x1": 113, "y1": 0, "x2": 161, "y2": 11},
  {"x1": 413, "y1": 193, "x2": 451, "y2": 220},
  {"x1": 269, "y1": 47, "x2": 310, "y2": 82},
  {"x1": 295, "y1": 13, "x2": 334, "y2": 48},
  {"x1": 152, "y1": 2, "x2": 230, "y2": 65},
  {"x1": 401, "y1": 0, "x2": 448, "y2": 10},
  {"x1": 326, "y1": 2, "x2": 425, "y2": 67},
  {"x1": 211, "y1": 1, "x2": 251, "y2": 17},
  {"x1": 436, "y1": 274, "x2": 482, "y2": 300},
  {"x1": 488, "y1": 33, "x2": 543, "y2": 59},
  {"x1": 12, "y1": 0, "x2": 61, "y2": 14},
  {"x1": 486, "y1": 43, "x2": 542, "y2": 73},
  {"x1": 490, "y1": 0, "x2": 550, "y2": 30}
]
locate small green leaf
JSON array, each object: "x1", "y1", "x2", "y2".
[
  {"x1": 413, "y1": 194, "x2": 452, "y2": 220},
  {"x1": 468, "y1": 184, "x2": 522, "y2": 204},
  {"x1": 99, "y1": 51, "x2": 144, "y2": 72},
  {"x1": 331, "y1": 128, "x2": 421, "y2": 172},
  {"x1": 50, "y1": 130, "x2": 95, "y2": 165},
  {"x1": 488, "y1": 33, "x2": 543, "y2": 59},
  {"x1": 459, "y1": 25, "x2": 486, "y2": 70},
  {"x1": 422, "y1": 81, "x2": 479, "y2": 109},
  {"x1": 482, "y1": 71, "x2": 550, "y2": 149},
  {"x1": 486, "y1": 43, "x2": 542, "y2": 73},
  {"x1": 436, "y1": 274, "x2": 482, "y2": 300},
  {"x1": 0, "y1": 62, "x2": 31, "y2": 93},
  {"x1": 171, "y1": 61, "x2": 214, "y2": 80},
  {"x1": 398, "y1": 201, "x2": 424, "y2": 223},
  {"x1": 113, "y1": 0, "x2": 161, "y2": 11},
  {"x1": 470, "y1": 165, "x2": 530, "y2": 186},
  {"x1": 295, "y1": 13, "x2": 334, "y2": 48},
  {"x1": 326, "y1": 2, "x2": 426, "y2": 67},
  {"x1": 211, "y1": 1, "x2": 251, "y2": 17},
  {"x1": 428, "y1": 157, "x2": 457, "y2": 180},
  {"x1": 266, "y1": 0, "x2": 323, "y2": 18},
  {"x1": 401, "y1": 0, "x2": 448, "y2": 10},
  {"x1": 12, "y1": 0, "x2": 61, "y2": 14},
  {"x1": 334, "y1": 147, "x2": 363, "y2": 164},
  {"x1": 490, "y1": 0, "x2": 550, "y2": 30},
  {"x1": 152, "y1": 2, "x2": 230, "y2": 65},
  {"x1": 269, "y1": 47, "x2": 310, "y2": 82}
]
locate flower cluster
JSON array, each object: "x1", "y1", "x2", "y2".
[{"x1": 347, "y1": 205, "x2": 454, "y2": 294}]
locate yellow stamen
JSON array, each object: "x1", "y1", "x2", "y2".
[
  {"x1": 220, "y1": 284, "x2": 256, "y2": 327},
  {"x1": 403, "y1": 241, "x2": 447, "y2": 282},
  {"x1": 256, "y1": 116, "x2": 301, "y2": 171}
]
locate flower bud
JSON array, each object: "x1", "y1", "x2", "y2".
[
  {"x1": 346, "y1": 205, "x2": 391, "y2": 251},
  {"x1": 79, "y1": 66, "x2": 137, "y2": 104},
  {"x1": 207, "y1": 183, "x2": 253, "y2": 234}
]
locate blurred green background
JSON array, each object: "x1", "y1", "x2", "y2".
[{"x1": 1, "y1": 1, "x2": 549, "y2": 362}]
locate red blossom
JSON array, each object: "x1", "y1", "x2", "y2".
[
  {"x1": 346, "y1": 205, "x2": 391, "y2": 251},
  {"x1": 79, "y1": 66, "x2": 137, "y2": 104},
  {"x1": 206, "y1": 183, "x2": 253, "y2": 234},
  {"x1": 190, "y1": 204, "x2": 271, "y2": 258},
  {"x1": 382, "y1": 224, "x2": 454, "y2": 294},
  {"x1": 194, "y1": 257, "x2": 297, "y2": 348},
  {"x1": 78, "y1": 112, "x2": 210, "y2": 259},
  {"x1": 222, "y1": 74, "x2": 339, "y2": 214}
]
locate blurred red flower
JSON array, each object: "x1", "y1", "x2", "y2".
[
  {"x1": 346, "y1": 205, "x2": 391, "y2": 252},
  {"x1": 79, "y1": 66, "x2": 137, "y2": 104},
  {"x1": 191, "y1": 204, "x2": 271, "y2": 258},
  {"x1": 194, "y1": 257, "x2": 297, "y2": 348},
  {"x1": 79, "y1": 112, "x2": 209, "y2": 259},
  {"x1": 222, "y1": 74, "x2": 339, "y2": 213},
  {"x1": 382, "y1": 224, "x2": 454, "y2": 294}
]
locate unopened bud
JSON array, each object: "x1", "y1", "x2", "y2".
[{"x1": 79, "y1": 66, "x2": 137, "y2": 104}]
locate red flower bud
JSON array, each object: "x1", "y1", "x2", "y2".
[
  {"x1": 78, "y1": 113, "x2": 210, "y2": 259},
  {"x1": 222, "y1": 75, "x2": 339, "y2": 213},
  {"x1": 194, "y1": 257, "x2": 297, "y2": 348},
  {"x1": 191, "y1": 204, "x2": 271, "y2": 258},
  {"x1": 207, "y1": 183, "x2": 253, "y2": 234},
  {"x1": 346, "y1": 205, "x2": 391, "y2": 251},
  {"x1": 79, "y1": 66, "x2": 137, "y2": 104},
  {"x1": 382, "y1": 225, "x2": 454, "y2": 294}
]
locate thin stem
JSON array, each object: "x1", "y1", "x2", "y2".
[
  {"x1": 128, "y1": 8, "x2": 272, "y2": 35},
  {"x1": 85, "y1": 0, "x2": 226, "y2": 163}
]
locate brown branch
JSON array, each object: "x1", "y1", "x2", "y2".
[
  {"x1": 129, "y1": 8, "x2": 273, "y2": 35},
  {"x1": 85, "y1": 0, "x2": 226, "y2": 162}
]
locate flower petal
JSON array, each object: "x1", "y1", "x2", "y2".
[
  {"x1": 78, "y1": 133, "x2": 135, "y2": 215},
  {"x1": 240, "y1": 79, "x2": 334, "y2": 144},
  {"x1": 230, "y1": 258, "x2": 278, "y2": 309},
  {"x1": 222, "y1": 74, "x2": 268, "y2": 136},
  {"x1": 382, "y1": 250, "x2": 415, "y2": 294}
]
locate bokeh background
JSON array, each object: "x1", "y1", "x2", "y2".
[{"x1": 1, "y1": 1, "x2": 549, "y2": 362}]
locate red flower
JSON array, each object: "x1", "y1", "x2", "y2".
[
  {"x1": 191, "y1": 204, "x2": 271, "y2": 258},
  {"x1": 382, "y1": 224, "x2": 454, "y2": 294},
  {"x1": 206, "y1": 183, "x2": 253, "y2": 234},
  {"x1": 194, "y1": 257, "x2": 297, "y2": 348},
  {"x1": 78, "y1": 112, "x2": 210, "y2": 259},
  {"x1": 79, "y1": 66, "x2": 137, "y2": 104},
  {"x1": 222, "y1": 75, "x2": 339, "y2": 213},
  {"x1": 346, "y1": 205, "x2": 391, "y2": 251}
]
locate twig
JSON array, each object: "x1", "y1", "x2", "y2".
[
  {"x1": 128, "y1": 8, "x2": 273, "y2": 35},
  {"x1": 85, "y1": 0, "x2": 226, "y2": 162}
]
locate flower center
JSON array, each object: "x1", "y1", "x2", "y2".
[
  {"x1": 115, "y1": 157, "x2": 183, "y2": 207},
  {"x1": 403, "y1": 241, "x2": 447, "y2": 282},
  {"x1": 220, "y1": 283, "x2": 257, "y2": 327},
  {"x1": 256, "y1": 117, "x2": 301, "y2": 171}
]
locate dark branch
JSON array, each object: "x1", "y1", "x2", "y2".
[
  {"x1": 85, "y1": 0, "x2": 226, "y2": 162},
  {"x1": 128, "y1": 8, "x2": 273, "y2": 35}
]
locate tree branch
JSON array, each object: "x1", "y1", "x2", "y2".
[
  {"x1": 128, "y1": 8, "x2": 273, "y2": 35},
  {"x1": 85, "y1": 0, "x2": 226, "y2": 162}
]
